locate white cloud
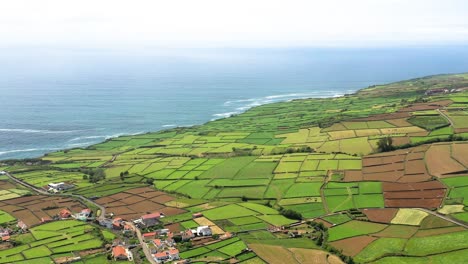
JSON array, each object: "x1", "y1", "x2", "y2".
[{"x1": 0, "y1": 0, "x2": 467, "y2": 48}]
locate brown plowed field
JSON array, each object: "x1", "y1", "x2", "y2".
[
  {"x1": 384, "y1": 189, "x2": 445, "y2": 199},
  {"x1": 426, "y1": 144, "x2": 466, "y2": 177},
  {"x1": 330, "y1": 235, "x2": 377, "y2": 256},
  {"x1": 406, "y1": 152, "x2": 425, "y2": 160},
  {"x1": 383, "y1": 181, "x2": 445, "y2": 191},
  {"x1": 405, "y1": 160, "x2": 427, "y2": 174},
  {"x1": 397, "y1": 174, "x2": 431, "y2": 182},
  {"x1": 363, "y1": 171, "x2": 403, "y2": 182},
  {"x1": 363, "y1": 163, "x2": 404, "y2": 173},
  {"x1": 452, "y1": 143, "x2": 468, "y2": 166},
  {"x1": 344, "y1": 170, "x2": 363, "y2": 181},
  {"x1": 385, "y1": 198, "x2": 442, "y2": 208},
  {"x1": 391, "y1": 137, "x2": 411, "y2": 146},
  {"x1": 362, "y1": 208, "x2": 398, "y2": 223},
  {"x1": 383, "y1": 181, "x2": 445, "y2": 209},
  {"x1": 454, "y1": 128, "x2": 468, "y2": 133},
  {"x1": 0, "y1": 195, "x2": 86, "y2": 226},
  {"x1": 94, "y1": 187, "x2": 185, "y2": 220}
]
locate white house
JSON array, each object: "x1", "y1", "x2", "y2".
[{"x1": 191, "y1": 226, "x2": 212, "y2": 237}]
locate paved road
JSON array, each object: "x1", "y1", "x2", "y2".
[
  {"x1": 128, "y1": 222, "x2": 157, "y2": 264},
  {"x1": 5, "y1": 172, "x2": 106, "y2": 220},
  {"x1": 437, "y1": 109, "x2": 454, "y2": 127},
  {"x1": 418, "y1": 208, "x2": 468, "y2": 229}
]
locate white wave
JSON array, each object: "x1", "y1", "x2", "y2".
[
  {"x1": 67, "y1": 141, "x2": 96, "y2": 147},
  {"x1": 216, "y1": 91, "x2": 352, "y2": 120},
  {"x1": 0, "y1": 128, "x2": 82, "y2": 134},
  {"x1": 212, "y1": 112, "x2": 238, "y2": 118},
  {"x1": 0, "y1": 148, "x2": 60, "y2": 156},
  {"x1": 69, "y1": 135, "x2": 106, "y2": 142},
  {"x1": 162, "y1": 124, "x2": 177, "y2": 128}
]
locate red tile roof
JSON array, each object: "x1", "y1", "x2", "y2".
[
  {"x1": 169, "y1": 249, "x2": 179, "y2": 255},
  {"x1": 143, "y1": 232, "x2": 156, "y2": 237},
  {"x1": 153, "y1": 239, "x2": 162, "y2": 246},
  {"x1": 1, "y1": 236, "x2": 10, "y2": 241},
  {"x1": 112, "y1": 246, "x2": 127, "y2": 257},
  {"x1": 141, "y1": 212, "x2": 161, "y2": 220},
  {"x1": 153, "y1": 252, "x2": 168, "y2": 258}
]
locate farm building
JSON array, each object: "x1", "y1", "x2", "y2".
[
  {"x1": 152, "y1": 249, "x2": 180, "y2": 263},
  {"x1": 17, "y1": 220, "x2": 27, "y2": 231},
  {"x1": 143, "y1": 232, "x2": 156, "y2": 239},
  {"x1": 48, "y1": 182, "x2": 74, "y2": 192},
  {"x1": 140, "y1": 212, "x2": 163, "y2": 226},
  {"x1": 192, "y1": 226, "x2": 212, "y2": 236},
  {"x1": 112, "y1": 245, "x2": 133, "y2": 261},
  {"x1": 59, "y1": 209, "x2": 72, "y2": 219}
]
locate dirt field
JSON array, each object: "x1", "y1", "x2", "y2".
[
  {"x1": 95, "y1": 187, "x2": 185, "y2": 220},
  {"x1": 362, "y1": 208, "x2": 398, "y2": 223},
  {"x1": 451, "y1": 143, "x2": 468, "y2": 167},
  {"x1": 0, "y1": 195, "x2": 86, "y2": 226},
  {"x1": 426, "y1": 144, "x2": 466, "y2": 177},
  {"x1": 383, "y1": 181, "x2": 445, "y2": 209},
  {"x1": 330, "y1": 235, "x2": 377, "y2": 256},
  {"x1": 343, "y1": 170, "x2": 363, "y2": 181}
]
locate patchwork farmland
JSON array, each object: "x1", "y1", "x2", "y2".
[{"x1": 0, "y1": 74, "x2": 467, "y2": 263}]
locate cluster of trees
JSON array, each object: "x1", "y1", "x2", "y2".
[
  {"x1": 279, "y1": 207, "x2": 302, "y2": 220},
  {"x1": 307, "y1": 220, "x2": 355, "y2": 264},
  {"x1": 80, "y1": 168, "x2": 106, "y2": 183}
]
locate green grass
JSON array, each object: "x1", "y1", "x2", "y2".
[
  {"x1": 283, "y1": 203, "x2": 325, "y2": 218},
  {"x1": 355, "y1": 238, "x2": 407, "y2": 263},
  {"x1": 328, "y1": 220, "x2": 387, "y2": 242},
  {"x1": 203, "y1": 204, "x2": 257, "y2": 220},
  {"x1": 322, "y1": 213, "x2": 352, "y2": 225},
  {"x1": 408, "y1": 115, "x2": 449, "y2": 130},
  {"x1": 180, "y1": 247, "x2": 211, "y2": 259},
  {"x1": 200, "y1": 157, "x2": 255, "y2": 179},
  {"x1": 264, "y1": 179, "x2": 295, "y2": 199},
  {"x1": 239, "y1": 203, "x2": 279, "y2": 215},
  {"x1": 0, "y1": 210, "x2": 15, "y2": 224},
  {"x1": 217, "y1": 186, "x2": 267, "y2": 199},
  {"x1": 218, "y1": 240, "x2": 247, "y2": 256},
  {"x1": 22, "y1": 245, "x2": 52, "y2": 259},
  {"x1": 283, "y1": 182, "x2": 322, "y2": 198},
  {"x1": 229, "y1": 216, "x2": 262, "y2": 225},
  {"x1": 257, "y1": 215, "x2": 297, "y2": 226},
  {"x1": 404, "y1": 231, "x2": 468, "y2": 256}
]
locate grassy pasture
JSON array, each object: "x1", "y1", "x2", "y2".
[{"x1": 328, "y1": 220, "x2": 387, "y2": 242}]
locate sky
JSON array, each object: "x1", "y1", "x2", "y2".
[{"x1": 0, "y1": 0, "x2": 467, "y2": 49}]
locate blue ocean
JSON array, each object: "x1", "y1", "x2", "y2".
[{"x1": 1, "y1": 46, "x2": 468, "y2": 160}]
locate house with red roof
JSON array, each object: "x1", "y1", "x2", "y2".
[
  {"x1": 143, "y1": 232, "x2": 156, "y2": 240},
  {"x1": 153, "y1": 251, "x2": 169, "y2": 263},
  {"x1": 153, "y1": 239, "x2": 164, "y2": 250},
  {"x1": 59, "y1": 209, "x2": 72, "y2": 219},
  {"x1": 112, "y1": 245, "x2": 128, "y2": 261},
  {"x1": 141, "y1": 212, "x2": 163, "y2": 227},
  {"x1": 168, "y1": 249, "x2": 180, "y2": 260}
]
